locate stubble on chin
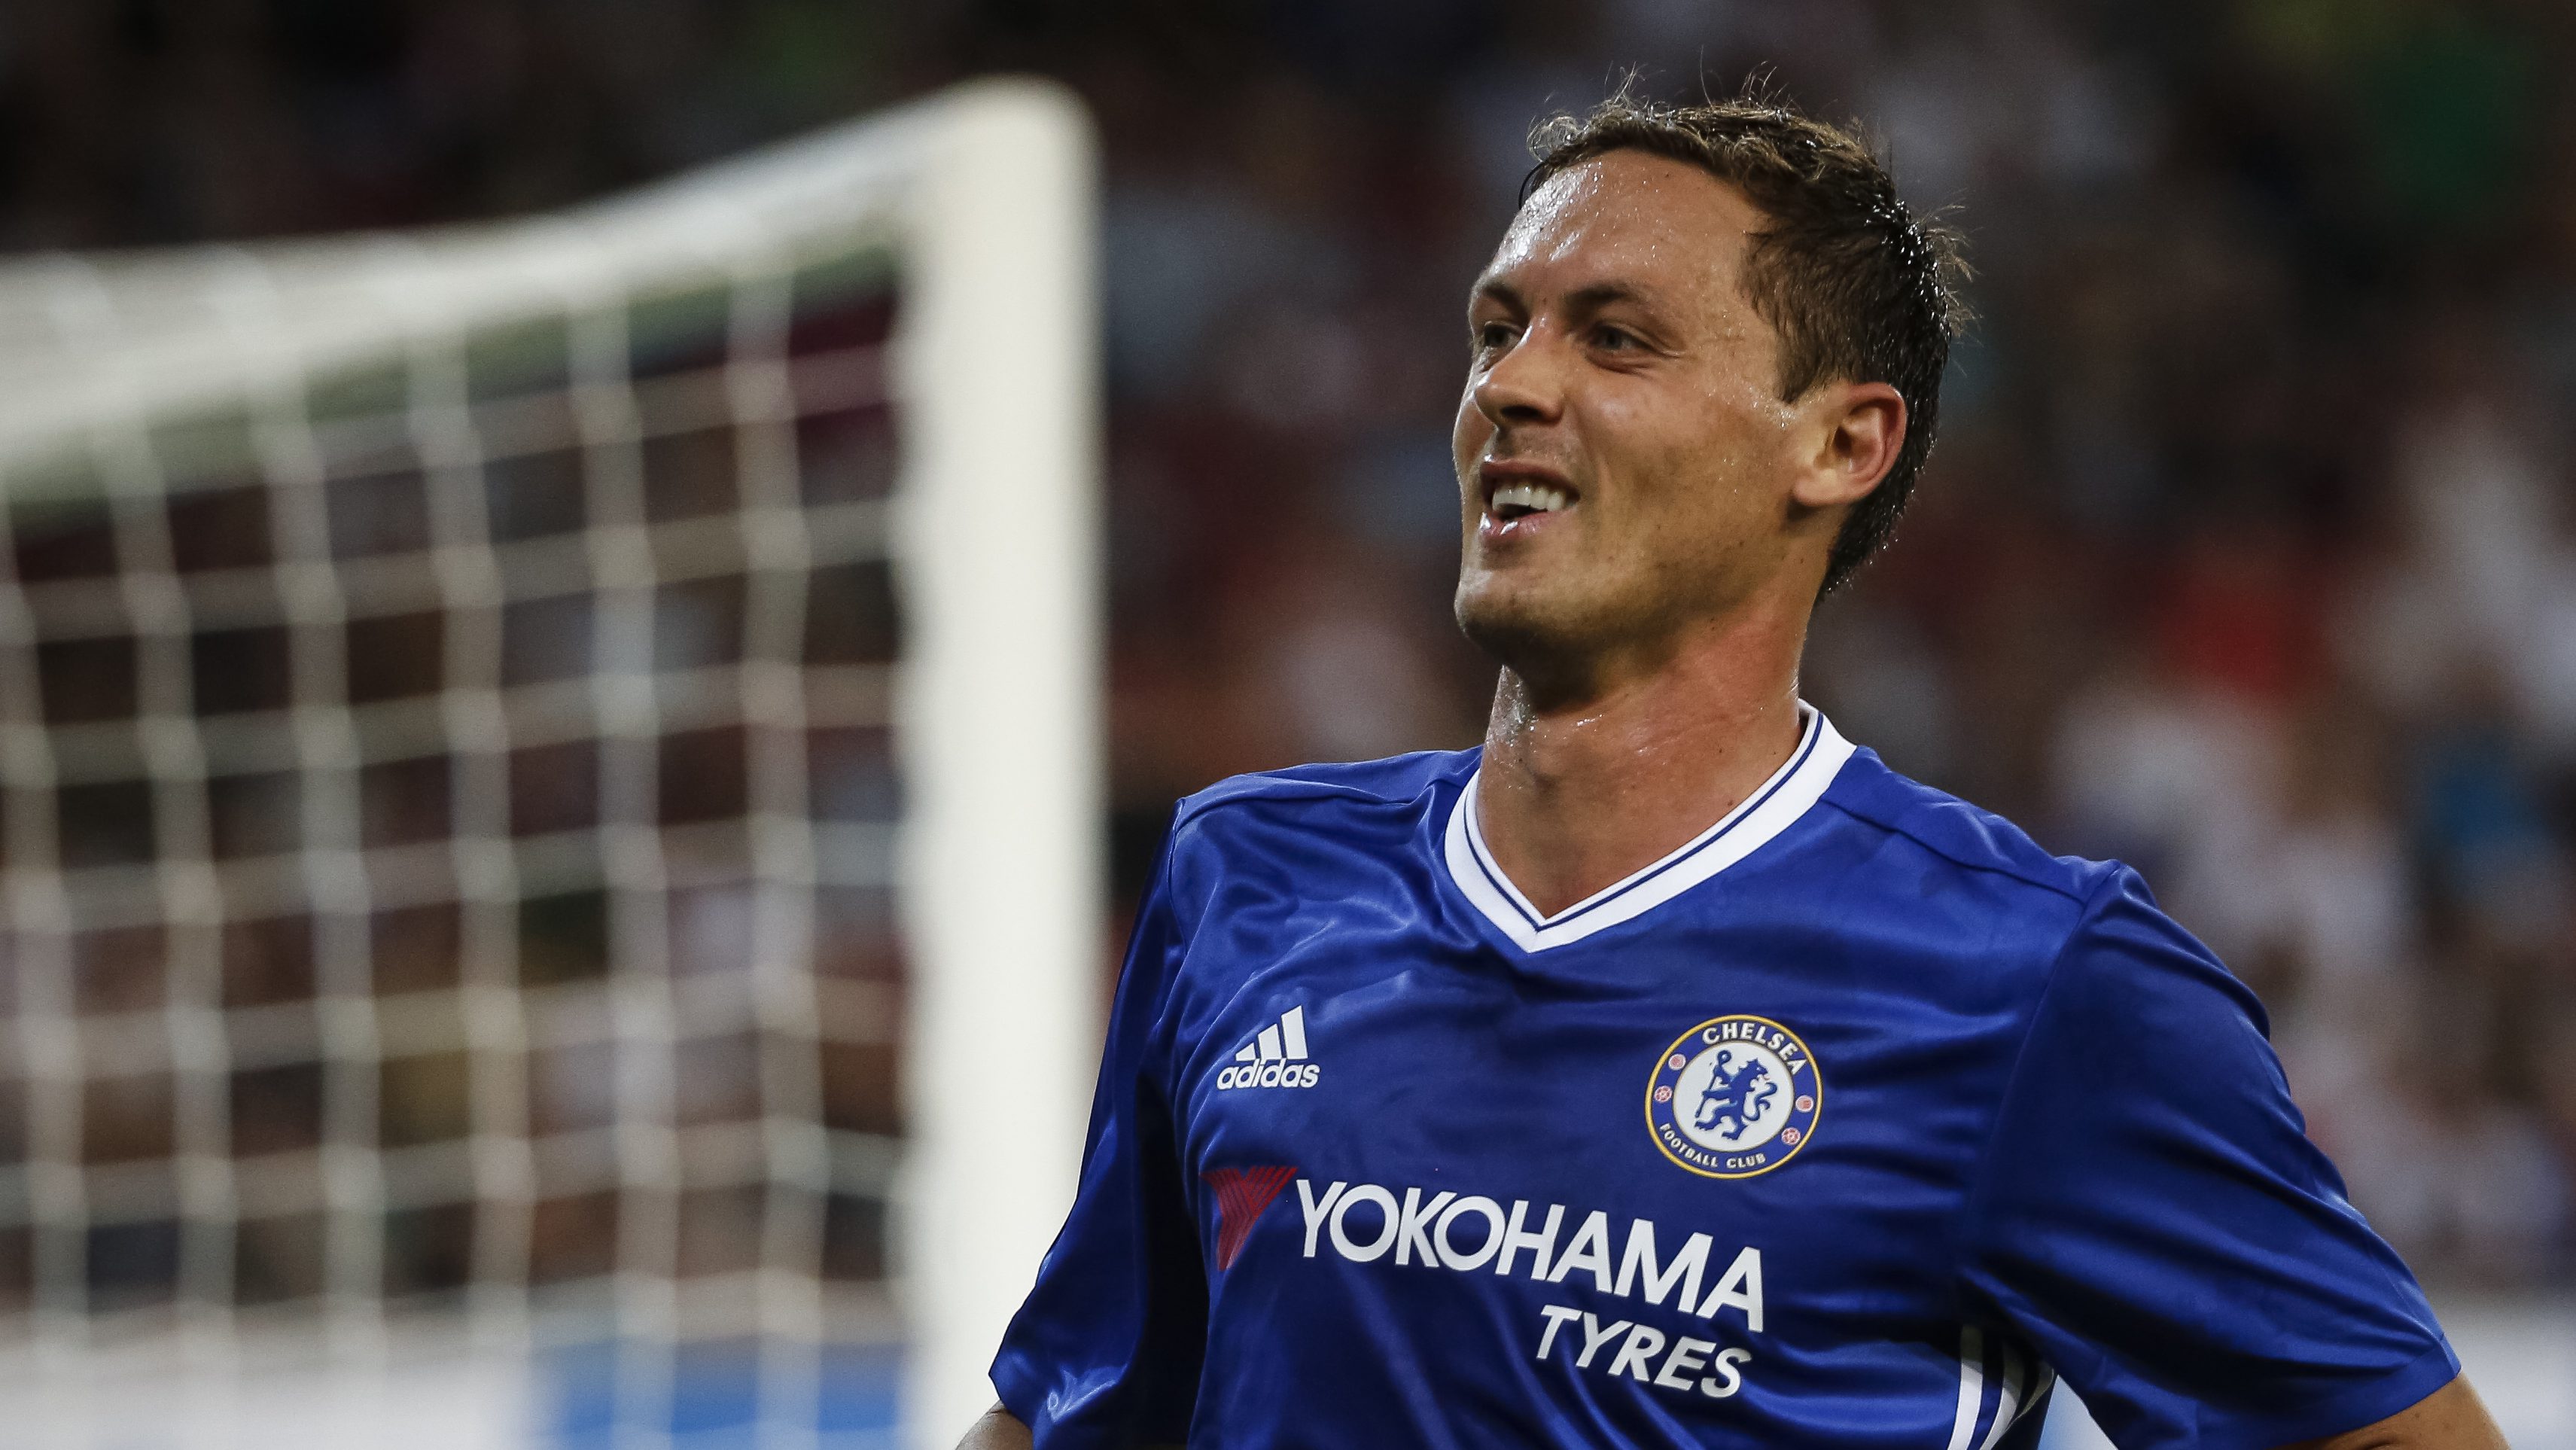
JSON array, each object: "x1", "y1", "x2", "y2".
[
  {"x1": 1453, "y1": 576, "x2": 1530, "y2": 664},
  {"x1": 1454, "y1": 570, "x2": 1605, "y2": 705}
]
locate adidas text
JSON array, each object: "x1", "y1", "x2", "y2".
[{"x1": 1219, "y1": 1061, "x2": 1322, "y2": 1090}]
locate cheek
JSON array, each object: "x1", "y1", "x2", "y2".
[
  {"x1": 1590, "y1": 391, "x2": 1725, "y2": 510},
  {"x1": 1593, "y1": 392, "x2": 1774, "y2": 551}
]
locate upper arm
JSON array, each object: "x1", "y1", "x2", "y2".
[
  {"x1": 2276, "y1": 1375, "x2": 2507, "y2": 1450},
  {"x1": 987, "y1": 834, "x2": 1210, "y2": 1448},
  {"x1": 1958, "y1": 870, "x2": 2461, "y2": 1449}
]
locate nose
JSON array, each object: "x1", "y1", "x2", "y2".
[{"x1": 1470, "y1": 326, "x2": 1565, "y2": 432}]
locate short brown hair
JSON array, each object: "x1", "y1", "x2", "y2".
[{"x1": 1526, "y1": 87, "x2": 1971, "y2": 596}]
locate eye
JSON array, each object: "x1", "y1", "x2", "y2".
[
  {"x1": 1593, "y1": 324, "x2": 1641, "y2": 352},
  {"x1": 1473, "y1": 319, "x2": 1518, "y2": 354}
]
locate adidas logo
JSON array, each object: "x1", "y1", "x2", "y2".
[{"x1": 1214, "y1": 1006, "x2": 1322, "y2": 1090}]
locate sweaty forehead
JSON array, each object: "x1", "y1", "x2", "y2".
[{"x1": 1482, "y1": 150, "x2": 1761, "y2": 306}]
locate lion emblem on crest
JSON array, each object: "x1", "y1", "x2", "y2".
[{"x1": 1692, "y1": 1049, "x2": 1777, "y2": 1141}]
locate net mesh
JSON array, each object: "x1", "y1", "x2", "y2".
[{"x1": 0, "y1": 117, "x2": 957, "y2": 1447}]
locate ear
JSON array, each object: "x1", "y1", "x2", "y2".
[{"x1": 1789, "y1": 381, "x2": 1907, "y2": 511}]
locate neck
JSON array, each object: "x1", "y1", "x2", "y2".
[{"x1": 1474, "y1": 602, "x2": 1808, "y2": 917}]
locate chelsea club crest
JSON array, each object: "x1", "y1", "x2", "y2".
[{"x1": 1646, "y1": 1015, "x2": 1822, "y2": 1179}]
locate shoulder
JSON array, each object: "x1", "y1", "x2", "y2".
[
  {"x1": 1170, "y1": 748, "x2": 1475, "y2": 837},
  {"x1": 1818, "y1": 746, "x2": 2117, "y2": 912},
  {"x1": 1818, "y1": 745, "x2": 2261, "y2": 1028},
  {"x1": 1154, "y1": 748, "x2": 1475, "y2": 897},
  {"x1": 1790, "y1": 745, "x2": 2150, "y2": 1002}
]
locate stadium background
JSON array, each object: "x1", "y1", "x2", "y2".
[{"x1": 4, "y1": 0, "x2": 2573, "y2": 1438}]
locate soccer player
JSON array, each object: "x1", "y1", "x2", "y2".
[{"x1": 967, "y1": 93, "x2": 2508, "y2": 1449}]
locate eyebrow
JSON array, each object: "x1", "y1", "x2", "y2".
[{"x1": 1469, "y1": 276, "x2": 1670, "y2": 315}]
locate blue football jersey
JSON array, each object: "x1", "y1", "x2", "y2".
[{"x1": 991, "y1": 708, "x2": 2456, "y2": 1449}]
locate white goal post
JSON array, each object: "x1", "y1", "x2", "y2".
[
  {"x1": 891, "y1": 80, "x2": 1104, "y2": 1449},
  {"x1": 0, "y1": 78, "x2": 1100, "y2": 1448}
]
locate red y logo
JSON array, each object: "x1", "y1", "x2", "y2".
[{"x1": 1201, "y1": 1165, "x2": 1299, "y2": 1270}]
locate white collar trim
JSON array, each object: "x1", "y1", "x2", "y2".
[{"x1": 1444, "y1": 705, "x2": 1855, "y2": 953}]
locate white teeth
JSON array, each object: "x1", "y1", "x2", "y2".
[{"x1": 1490, "y1": 482, "x2": 1570, "y2": 515}]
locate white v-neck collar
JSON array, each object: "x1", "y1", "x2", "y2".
[{"x1": 1443, "y1": 704, "x2": 1855, "y2": 953}]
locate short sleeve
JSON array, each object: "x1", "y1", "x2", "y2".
[
  {"x1": 1957, "y1": 869, "x2": 2458, "y2": 1450},
  {"x1": 989, "y1": 834, "x2": 1207, "y2": 1448}
]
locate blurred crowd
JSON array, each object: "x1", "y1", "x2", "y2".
[{"x1": 6, "y1": 0, "x2": 2575, "y2": 1288}]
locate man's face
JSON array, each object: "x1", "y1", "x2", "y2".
[{"x1": 1453, "y1": 150, "x2": 1810, "y2": 681}]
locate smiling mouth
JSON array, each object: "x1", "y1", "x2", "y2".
[
  {"x1": 1479, "y1": 459, "x2": 1579, "y2": 528},
  {"x1": 1487, "y1": 480, "x2": 1573, "y2": 521}
]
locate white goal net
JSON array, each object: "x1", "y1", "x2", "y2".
[{"x1": 0, "y1": 79, "x2": 1100, "y2": 1449}]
